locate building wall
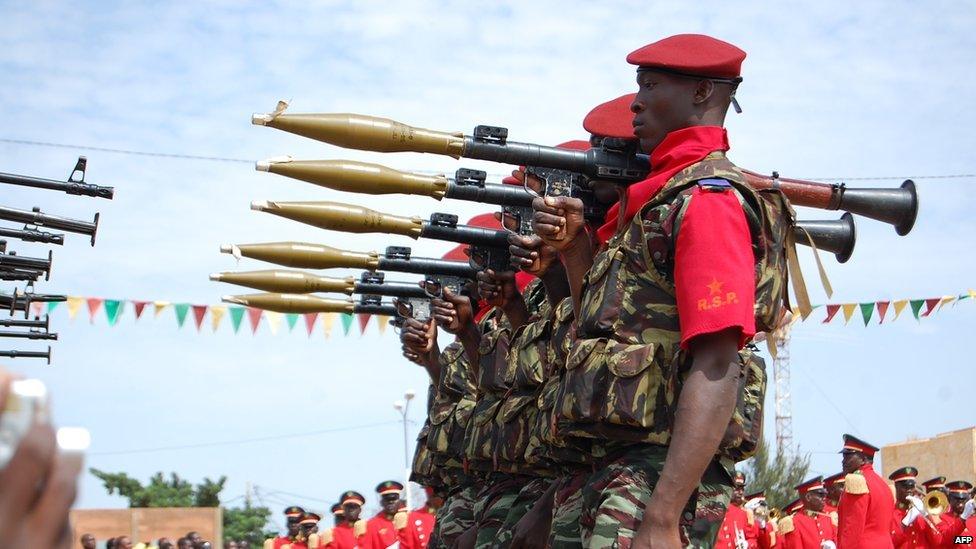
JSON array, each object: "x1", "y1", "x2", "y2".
[
  {"x1": 880, "y1": 426, "x2": 976, "y2": 486},
  {"x1": 70, "y1": 507, "x2": 222, "y2": 548}
]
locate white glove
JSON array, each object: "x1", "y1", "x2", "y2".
[
  {"x1": 744, "y1": 499, "x2": 762, "y2": 510},
  {"x1": 902, "y1": 506, "x2": 921, "y2": 526},
  {"x1": 758, "y1": 518, "x2": 767, "y2": 529},
  {"x1": 962, "y1": 499, "x2": 975, "y2": 520},
  {"x1": 821, "y1": 541, "x2": 837, "y2": 549},
  {"x1": 906, "y1": 495, "x2": 925, "y2": 513}
]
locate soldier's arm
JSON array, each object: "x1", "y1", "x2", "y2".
[
  {"x1": 839, "y1": 493, "x2": 868, "y2": 546},
  {"x1": 531, "y1": 195, "x2": 593, "y2": 317},
  {"x1": 636, "y1": 329, "x2": 741, "y2": 541}
]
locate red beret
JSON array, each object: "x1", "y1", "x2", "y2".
[
  {"x1": 583, "y1": 94, "x2": 636, "y2": 139},
  {"x1": 556, "y1": 140, "x2": 590, "y2": 151},
  {"x1": 466, "y1": 213, "x2": 502, "y2": 230},
  {"x1": 442, "y1": 244, "x2": 468, "y2": 262},
  {"x1": 627, "y1": 34, "x2": 745, "y2": 79},
  {"x1": 502, "y1": 175, "x2": 519, "y2": 185}
]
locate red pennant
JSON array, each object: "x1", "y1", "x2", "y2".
[
  {"x1": 86, "y1": 298, "x2": 104, "y2": 323},
  {"x1": 876, "y1": 301, "x2": 890, "y2": 324},
  {"x1": 303, "y1": 313, "x2": 318, "y2": 337},
  {"x1": 357, "y1": 313, "x2": 371, "y2": 334},
  {"x1": 191, "y1": 305, "x2": 208, "y2": 332},
  {"x1": 246, "y1": 307, "x2": 263, "y2": 333},
  {"x1": 823, "y1": 304, "x2": 841, "y2": 324},
  {"x1": 132, "y1": 300, "x2": 149, "y2": 320},
  {"x1": 921, "y1": 298, "x2": 941, "y2": 317}
]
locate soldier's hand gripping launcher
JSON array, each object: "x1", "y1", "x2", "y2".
[
  {"x1": 252, "y1": 102, "x2": 917, "y2": 235},
  {"x1": 249, "y1": 200, "x2": 512, "y2": 272}
]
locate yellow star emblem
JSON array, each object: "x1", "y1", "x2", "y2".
[{"x1": 707, "y1": 278, "x2": 724, "y2": 295}]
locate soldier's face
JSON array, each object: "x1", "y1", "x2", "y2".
[
  {"x1": 631, "y1": 70, "x2": 700, "y2": 154},
  {"x1": 343, "y1": 503, "x2": 362, "y2": 522},
  {"x1": 950, "y1": 495, "x2": 967, "y2": 514},
  {"x1": 895, "y1": 481, "x2": 915, "y2": 502},
  {"x1": 287, "y1": 521, "x2": 300, "y2": 535},
  {"x1": 841, "y1": 451, "x2": 864, "y2": 474},
  {"x1": 826, "y1": 483, "x2": 843, "y2": 502},
  {"x1": 81, "y1": 535, "x2": 97, "y2": 549},
  {"x1": 730, "y1": 486, "x2": 745, "y2": 505},
  {"x1": 805, "y1": 490, "x2": 827, "y2": 512},
  {"x1": 381, "y1": 496, "x2": 400, "y2": 515}
]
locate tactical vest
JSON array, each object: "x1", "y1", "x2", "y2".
[
  {"x1": 427, "y1": 341, "x2": 477, "y2": 475},
  {"x1": 411, "y1": 384, "x2": 440, "y2": 488},
  {"x1": 555, "y1": 152, "x2": 790, "y2": 447}
]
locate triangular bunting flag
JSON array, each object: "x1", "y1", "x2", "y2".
[
  {"x1": 968, "y1": 289, "x2": 976, "y2": 300},
  {"x1": 841, "y1": 303, "x2": 857, "y2": 324},
  {"x1": 210, "y1": 306, "x2": 226, "y2": 332},
  {"x1": 174, "y1": 303, "x2": 190, "y2": 328},
  {"x1": 357, "y1": 314, "x2": 371, "y2": 335},
  {"x1": 286, "y1": 313, "x2": 299, "y2": 332},
  {"x1": 893, "y1": 299, "x2": 909, "y2": 320},
  {"x1": 30, "y1": 301, "x2": 44, "y2": 319},
  {"x1": 303, "y1": 313, "x2": 318, "y2": 337},
  {"x1": 46, "y1": 301, "x2": 61, "y2": 313},
  {"x1": 229, "y1": 306, "x2": 245, "y2": 334},
  {"x1": 153, "y1": 301, "x2": 170, "y2": 318},
  {"x1": 920, "y1": 298, "x2": 941, "y2": 317},
  {"x1": 86, "y1": 298, "x2": 103, "y2": 324},
  {"x1": 104, "y1": 300, "x2": 124, "y2": 326},
  {"x1": 859, "y1": 302, "x2": 874, "y2": 326},
  {"x1": 132, "y1": 300, "x2": 149, "y2": 320},
  {"x1": 66, "y1": 296, "x2": 84, "y2": 320},
  {"x1": 246, "y1": 307, "x2": 263, "y2": 334},
  {"x1": 937, "y1": 295, "x2": 956, "y2": 311},
  {"x1": 876, "y1": 301, "x2": 890, "y2": 324},
  {"x1": 376, "y1": 315, "x2": 390, "y2": 336},
  {"x1": 910, "y1": 299, "x2": 925, "y2": 319},
  {"x1": 266, "y1": 312, "x2": 282, "y2": 335},
  {"x1": 823, "y1": 304, "x2": 841, "y2": 324},
  {"x1": 340, "y1": 313, "x2": 353, "y2": 336},
  {"x1": 322, "y1": 312, "x2": 336, "y2": 338},
  {"x1": 191, "y1": 305, "x2": 208, "y2": 332}
]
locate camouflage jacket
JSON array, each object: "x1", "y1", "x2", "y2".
[
  {"x1": 426, "y1": 341, "x2": 478, "y2": 484},
  {"x1": 555, "y1": 152, "x2": 790, "y2": 450}
]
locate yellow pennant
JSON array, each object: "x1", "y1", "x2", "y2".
[
  {"x1": 210, "y1": 306, "x2": 226, "y2": 332},
  {"x1": 841, "y1": 303, "x2": 857, "y2": 324},
  {"x1": 376, "y1": 315, "x2": 390, "y2": 336},
  {"x1": 892, "y1": 299, "x2": 909, "y2": 320},
  {"x1": 66, "y1": 296, "x2": 84, "y2": 320},
  {"x1": 266, "y1": 311, "x2": 282, "y2": 335},
  {"x1": 321, "y1": 312, "x2": 336, "y2": 338},
  {"x1": 153, "y1": 301, "x2": 171, "y2": 318},
  {"x1": 968, "y1": 289, "x2": 976, "y2": 300},
  {"x1": 938, "y1": 295, "x2": 957, "y2": 311}
]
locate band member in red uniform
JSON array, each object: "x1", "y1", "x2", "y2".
[
  {"x1": 364, "y1": 481, "x2": 405, "y2": 549},
  {"x1": 889, "y1": 466, "x2": 941, "y2": 548},
  {"x1": 824, "y1": 473, "x2": 845, "y2": 527},
  {"x1": 937, "y1": 481, "x2": 975, "y2": 548},
  {"x1": 332, "y1": 504, "x2": 345, "y2": 527},
  {"x1": 327, "y1": 491, "x2": 367, "y2": 549},
  {"x1": 715, "y1": 472, "x2": 756, "y2": 548},
  {"x1": 267, "y1": 506, "x2": 305, "y2": 549},
  {"x1": 744, "y1": 491, "x2": 776, "y2": 549},
  {"x1": 921, "y1": 477, "x2": 948, "y2": 498},
  {"x1": 398, "y1": 486, "x2": 441, "y2": 549},
  {"x1": 836, "y1": 434, "x2": 894, "y2": 548},
  {"x1": 781, "y1": 477, "x2": 837, "y2": 548}
]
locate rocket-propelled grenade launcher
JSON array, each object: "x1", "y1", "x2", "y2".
[{"x1": 252, "y1": 102, "x2": 918, "y2": 235}]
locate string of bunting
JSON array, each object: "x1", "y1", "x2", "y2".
[
  {"x1": 23, "y1": 289, "x2": 975, "y2": 336},
  {"x1": 28, "y1": 297, "x2": 388, "y2": 337}
]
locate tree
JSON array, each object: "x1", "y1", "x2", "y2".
[
  {"x1": 741, "y1": 440, "x2": 811, "y2": 510},
  {"x1": 90, "y1": 469, "x2": 272, "y2": 542},
  {"x1": 223, "y1": 502, "x2": 275, "y2": 546}
]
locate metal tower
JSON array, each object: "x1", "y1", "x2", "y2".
[{"x1": 773, "y1": 322, "x2": 794, "y2": 455}]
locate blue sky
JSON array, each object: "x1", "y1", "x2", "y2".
[{"x1": 2, "y1": 0, "x2": 974, "y2": 523}]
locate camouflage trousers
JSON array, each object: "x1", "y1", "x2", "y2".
[
  {"x1": 472, "y1": 474, "x2": 529, "y2": 549},
  {"x1": 493, "y1": 476, "x2": 555, "y2": 547},
  {"x1": 428, "y1": 484, "x2": 479, "y2": 549},
  {"x1": 548, "y1": 445, "x2": 734, "y2": 549}
]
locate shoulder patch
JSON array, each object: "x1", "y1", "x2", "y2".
[
  {"x1": 845, "y1": 472, "x2": 869, "y2": 494},
  {"x1": 263, "y1": 540, "x2": 274, "y2": 549},
  {"x1": 777, "y1": 515, "x2": 795, "y2": 534},
  {"x1": 394, "y1": 509, "x2": 409, "y2": 529},
  {"x1": 696, "y1": 177, "x2": 733, "y2": 191},
  {"x1": 321, "y1": 528, "x2": 334, "y2": 545},
  {"x1": 354, "y1": 518, "x2": 368, "y2": 537}
]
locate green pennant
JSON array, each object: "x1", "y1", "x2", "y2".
[
  {"x1": 229, "y1": 306, "x2": 245, "y2": 334},
  {"x1": 47, "y1": 301, "x2": 61, "y2": 313},
  {"x1": 959, "y1": 293, "x2": 971, "y2": 301},
  {"x1": 286, "y1": 313, "x2": 299, "y2": 332},
  {"x1": 174, "y1": 303, "x2": 190, "y2": 328},
  {"x1": 910, "y1": 299, "x2": 924, "y2": 320},
  {"x1": 104, "y1": 300, "x2": 124, "y2": 326},
  {"x1": 340, "y1": 313, "x2": 353, "y2": 335},
  {"x1": 859, "y1": 302, "x2": 874, "y2": 326}
]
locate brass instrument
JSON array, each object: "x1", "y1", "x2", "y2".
[
  {"x1": 768, "y1": 507, "x2": 782, "y2": 521},
  {"x1": 924, "y1": 490, "x2": 949, "y2": 516}
]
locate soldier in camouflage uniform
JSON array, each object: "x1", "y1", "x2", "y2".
[{"x1": 530, "y1": 34, "x2": 792, "y2": 549}]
